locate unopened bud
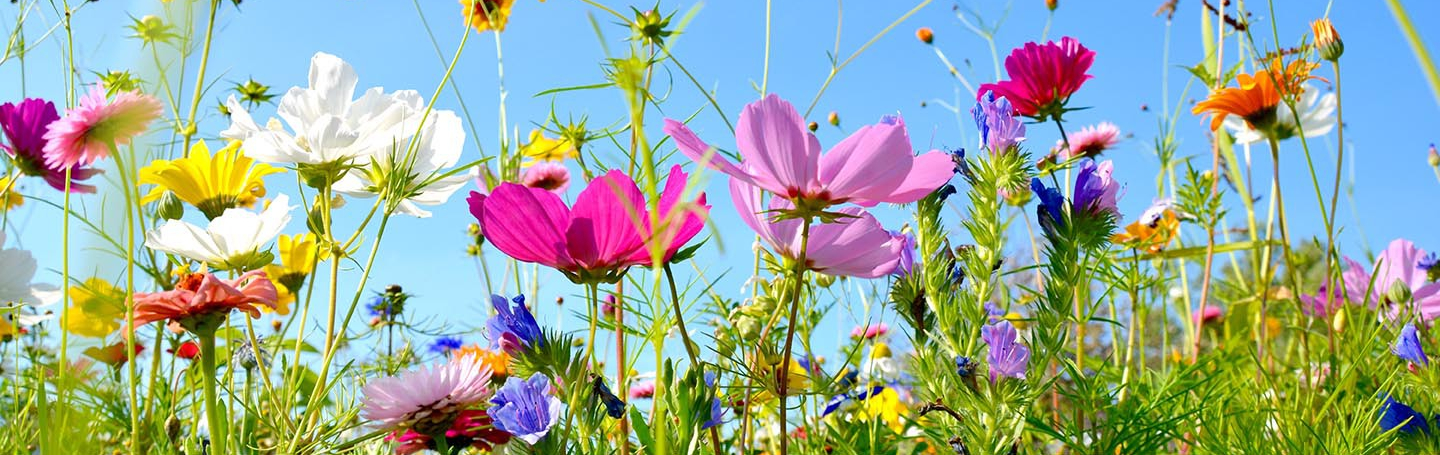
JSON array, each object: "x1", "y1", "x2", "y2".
[
  {"x1": 1311, "y1": 19, "x2": 1343, "y2": 62},
  {"x1": 156, "y1": 191, "x2": 184, "y2": 220},
  {"x1": 1046, "y1": 0, "x2": 1058, "y2": 11},
  {"x1": 827, "y1": 111, "x2": 840, "y2": 127},
  {"x1": 1388, "y1": 279, "x2": 1414, "y2": 304},
  {"x1": 916, "y1": 26, "x2": 934, "y2": 44},
  {"x1": 1428, "y1": 144, "x2": 1439, "y2": 167},
  {"x1": 807, "y1": 121, "x2": 818, "y2": 132}
]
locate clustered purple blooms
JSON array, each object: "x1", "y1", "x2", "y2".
[
  {"x1": 490, "y1": 373, "x2": 564, "y2": 445},
  {"x1": 1394, "y1": 323, "x2": 1429, "y2": 366},
  {"x1": 0, "y1": 98, "x2": 101, "y2": 193},
  {"x1": 972, "y1": 91, "x2": 1027, "y2": 153},
  {"x1": 982, "y1": 320, "x2": 1030, "y2": 382},
  {"x1": 488, "y1": 294, "x2": 544, "y2": 353}
]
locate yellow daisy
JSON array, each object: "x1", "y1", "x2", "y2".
[
  {"x1": 519, "y1": 129, "x2": 578, "y2": 165},
  {"x1": 62, "y1": 278, "x2": 127, "y2": 337},
  {"x1": 139, "y1": 139, "x2": 282, "y2": 219},
  {"x1": 461, "y1": 0, "x2": 516, "y2": 34},
  {"x1": 0, "y1": 176, "x2": 22, "y2": 210},
  {"x1": 859, "y1": 387, "x2": 907, "y2": 433},
  {"x1": 261, "y1": 233, "x2": 321, "y2": 315}
]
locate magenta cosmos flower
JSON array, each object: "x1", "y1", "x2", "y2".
[
  {"x1": 1055, "y1": 122, "x2": 1120, "y2": 160},
  {"x1": 361, "y1": 356, "x2": 493, "y2": 433},
  {"x1": 731, "y1": 179, "x2": 901, "y2": 278},
  {"x1": 0, "y1": 99, "x2": 101, "y2": 193},
  {"x1": 663, "y1": 94, "x2": 953, "y2": 208},
  {"x1": 978, "y1": 36, "x2": 1096, "y2": 121},
  {"x1": 1342, "y1": 239, "x2": 1440, "y2": 320},
  {"x1": 42, "y1": 85, "x2": 162, "y2": 170},
  {"x1": 468, "y1": 165, "x2": 708, "y2": 283}
]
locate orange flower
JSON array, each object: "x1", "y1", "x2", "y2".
[
  {"x1": 84, "y1": 341, "x2": 144, "y2": 367},
  {"x1": 456, "y1": 345, "x2": 510, "y2": 379},
  {"x1": 1192, "y1": 58, "x2": 1318, "y2": 134},
  {"x1": 1311, "y1": 18, "x2": 1343, "y2": 61},
  {"x1": 131, "y1": 270, "x2": 278, "y2": 332},
  {"x1": 461, "y1": 0, "x2": 516, "y2": 33},
  {"x1": 1112, "y1": 209, "x2": 1180, "y2": 254}
]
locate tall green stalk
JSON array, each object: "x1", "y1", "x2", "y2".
[{"x1": 777, "y1": 217, "x2": 812, "y2": 455}]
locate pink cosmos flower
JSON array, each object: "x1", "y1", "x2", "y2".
[
  {"x1": 131, "y1": 270, "x2": 279, "y2": 329},
  {"x1": 0, "y1": 98, "x2": 101, "y2": 193},
  {"x1": 978, "y1": 37, "x2": 1096, "y2": 120},
  {"x1": 1192, "y1": 306, "x2": 1223, "y2": 326},
  {"x1": 1342, "y1": 239, "x2": 1440, "y2": 320},
  {"x1": 731, "y1": 179, "x2": 902, "y2": 278},
  {"x1": 1055, "y1": 122, "x2": 1120, "y2": 160},
  {"x1": 42, "y1": 85, "x2": 162, "y2": 170},
  {"x1": 663, "y1": 94, "x2": 953, "y2": 207},
  {"x1": 628, "y1": 380, "x2": 656, "y2": 400},
  {"x1": 521, "y1": 162, "x2": 571, "y2": 194},
  {"x1": 468, "y1": 165, "x2": 708, "y2": 283},
  {"x1": 851, "y1": 323, "x2": 890, "y2": 339},
  {"x1": 361, "y1": 356, "x2": 493, "y2": 432}
]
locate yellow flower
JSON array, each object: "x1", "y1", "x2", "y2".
[
  {"x1": 0, "y1": 318, "x2": 14, "y2": 339},
  {"x1": 139, "y1": 139, "x2": 283, "y2": 219},
  {"x1": 1112, "y1": 209, "x2": 1180, "y2": 254},
  {"x1": 859, "y1": 387, "x2": 907, "y2": 433},
  {"x1": 0, "y1": 177, "x2": 21, "y2": 210},
  {"x1": 62, "y1": 278, "x2": 127, "y2": 337},
  {"x1": 261, "y1": 233, "x2": 321, "y2": 316},
  {"x1": 519, "y1": 129, "x2": 578, "y2": 165},
  {"x1": 461, "y1": 0, "x2": 516, "y2": 33}
]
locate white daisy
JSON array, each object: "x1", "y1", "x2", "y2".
[
  {"x1": 1223, "y1": 82, "x2": 1336, "y2": 145},
  {"x1": 144, "y1": 194, "x2": 294, "y2": 270}
]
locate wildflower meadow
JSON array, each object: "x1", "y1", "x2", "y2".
[{"x1": 5, "y1": 0, "x2": 1440, "y2": 453}]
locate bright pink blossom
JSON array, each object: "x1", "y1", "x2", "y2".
[
  {"x1": 521, "y1": 162, "x2": 571, "y2": 194},
  {"x1": 628, "y1": 380, "x2": 655, "y2": 400},
  {"x1": 42, "y1": 85, "x2": 162, "y2": 169},
  {"x1": 1342, "y1": 239, "x2": 1440, "y2": 320},
  {"x1": 978, "y1": 37, "x2": 1095, "y2": 120},
  {"x1": 664, "y1": 94, "x2": 953, "y2": 207},
  {"x1": 851, "y1": 323, "x2": 890, "y2": 339},
  {"x1": 468, "y1": 165, "x2": 708, "y2": 283},
  {"x1": 731, "y1": 179, "x2": 902, "y2": 278},
  {"x1": 0, "y1": 98, "x2": 102, "y2": 192},
  {"x1": 1055, "y1": 122, "x2": 1120, "y2": 160}
]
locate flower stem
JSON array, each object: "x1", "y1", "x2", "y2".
[
  {"x1": 777, "y1": 216, "x2": 813, "y2": 455},
  {"x1": 663, "y1": 263, "x2": 725, "y2": 455},
  {"x1": 199, "y1": 331, "x2": 227, "y2": 455},
  {"x1": 586, "y1": 282, "x2": 599, "y2": 370},
  {"x1": 181, "y1": 0, "x2": 220, "y2": 155},
  {"x1": 1323, "y1": 61, "x2": 1345, "y2": 358}
]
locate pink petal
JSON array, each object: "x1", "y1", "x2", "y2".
[
  {"x1": 816, "y1": 120, "x2": 912, "y2": 204},
  {"x1": 567, "y1": 170, "x2": 647, "y2": 270},
  {"x1": 854, "y1": 150, "x2": 955, "y2": 206},
  {"x1": 728, "y1": 179, "x2": 789, "y2": 253},
  {"x1": 631, "y1": 165, "x2": 709, "y2": 265},
  {"x1": 663, "y1": 119, "x2": 758, "y2": 187},
  {"x1": 735, "y1": 94, "x2": 821, "y2": 197},
  {"x1": 1377, "y1": 239, "x2": 1427, "y2": 291},
  {"x1": 470, "y1": 187, "x2": 574, "y2": 270},
  {"x1": 803, "y1": 207, "x2": 900, "y2": 278}
]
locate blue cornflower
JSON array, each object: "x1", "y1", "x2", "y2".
[
  {"x1": 702, "y1": 371, "x2": 724, "y2": 430},
  {"x1": 972, "y1": 92, "x2": 1027, "y2": 153},
  {"x1": 1421, "y1": 253, "x2": 1439, "y2": 271},
  {"x1": 1379, "y1": 393, "x2": 1431, "y2": 435},
  {"x1": 1393, "y1": 323, "x2": 1429, "y2": 366},
  {"x1": 491, "y1": 373, "x2": 565, "y2": 444},
  {"x1": 954, "y1": 356, "x2": 977, "y2": 378},
  {"x1": 487, "y1": 294, "x2": 544, "y2": 354},
  {"x1": 428, "y1": 336, "x2": 463, "y2": 355},
  {"x1": 1031, "y1": 177, "x2": 1066, "y2": 240},
  {"x1": 366, "y1": 295, "x2": 399, "y2": 319}
]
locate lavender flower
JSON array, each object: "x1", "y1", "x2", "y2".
[
  {"x1": 1393, "y1": 323, "x2": 1429, "y2": 366},
  {"x1": 889, "y1": 231, "x2": 917, "y2": 278},
  {"x1": 972, "y1": 92, "x2": 1027, "y2": 153},
  {"x1": 487, "y1": 294, "x2": 544, "y2": 353},
  {"x1": 490, "y1": 373, "x2": 564, "y2": 444},
  {"x1": 1073, "y1": 159, "x2": 1120, "y2": 217},
  {"x1": 982, "y1": 321, "x2": 1030, "y2": 382}
]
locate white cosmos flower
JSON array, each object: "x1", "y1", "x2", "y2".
[
  {"x1": 222, "y1": 52, "x2": 424, "y2": 166},
  {"x1": 1223, "y1": 82, "x2": 1337, "y2": 145},
  {"x1": 333, "y1": 110, "x2": 470, "y2": 218},
  {"x1": 144, "y1": 194, "x2": 294, "y2": 269},
  {"x1": 0, "y1": 241, "x2": 61, "y2": 328}
]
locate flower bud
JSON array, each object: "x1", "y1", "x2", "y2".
[
  {"x1": 156, "y1": 191, "x2": 185, "y2": 220},
  {"x1": 827, "y1": 111, "x2": 840, "y2": 127},
  {"x1": 916, "y1": 27, "x2": 934, "y2": 44},
  {"x1": 1046, "y1": 0, "x2": 1058, "y2": 10},
  {"x1": 807, "y1": 121, "x2": 819, "y2": 132},
  {"x1": 1428, "y1": 144, "x2": 1439, "y2": 167},
  {"x1": 1388, "y1": 279, "x2": 1414, "y2": 304},
  {"x1": 1311, "y1": 19, "x2": 1343, "y2": 62}
]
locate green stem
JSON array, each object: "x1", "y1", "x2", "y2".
[
  {"x1": 199, "y1": 331, "x2": 227, "y2": 455},
  {"x1": 1323, "y1": 61, "x2": 1345, "y2": 358},
  {"x1": 777, "y1": 216, "x2": 813, "y2": 455},
  {"x1": 661, "y1": 264, "x2": 725, "y2": 455},
  {"x1": 1386, "y1": 0, "x2": 1440, "y2": 108},
  {"x1": 181, "y1": 0, "x2": 220, "y2": 155}
]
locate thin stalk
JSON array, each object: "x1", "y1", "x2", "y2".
[
  {"x1": 180, "y1": 0, "x2": 220, "y2": 155},
  {"x1": 662, "y1": 264, "x2": 725, "y2": 455},
  {"x1": 1193, "y1": 0, "x2": 1227, "y2": 362},
  {"x1": 760, "y1": 0, "x2": 772, "y2": 95},
  {"x1": 777, "y1": 217, "x2": 813, "y2": 455},
  {"x1": 199, "y1": 331, "x2": 227, "y2": 455},
  {"x1": 614, "y1": 280, "x2": 628, "y2": 455},
  {"x1": 114, "y1": 144, "x2": 142, "y2": 454},
  {"x1": 1323, "y1": 61, "x2": 1344, "y2": 357}
]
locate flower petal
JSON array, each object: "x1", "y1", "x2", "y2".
[{"x1": 471, "y1": 186, "x2": 573, "y2": 270}]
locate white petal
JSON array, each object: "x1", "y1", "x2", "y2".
[{"x1": 145, "y1": 220, "x2": 226, "y2": 263}]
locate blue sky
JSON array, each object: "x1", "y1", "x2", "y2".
[{"x1": 4, "y1": 0, "x2": 1440, "y2": 365}]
